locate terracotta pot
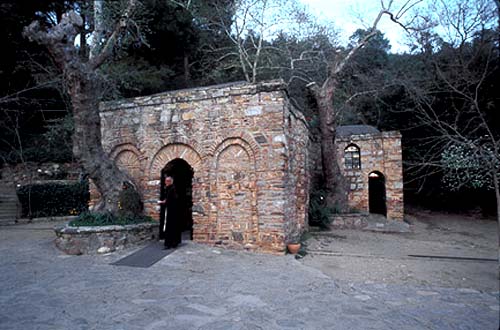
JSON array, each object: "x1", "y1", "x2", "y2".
[{"x1": 287, "y1": 243, "x2": 301, "y2": 254}]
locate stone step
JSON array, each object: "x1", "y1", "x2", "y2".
[
  {"x1": 0, "y1": 200, "x2": 18, "y2": 205},
  {"x1": 0, "y1": 209, "x2": 16, "y2": 213},
  {"x1": 0, "y1": 201, "x2": 17, "y2": 206},
  {"x1": 0, "y1": 209, "x2": 17, "y2": 213},
  {"x1": 0, "y1": 198, "x2": 18, "y2": 202},
  {"x1": 0, "y1": 192, "x2": 18, "y2": 196},
  {"x1": 0, "y1": 199, "x2": 19, "y2": 204},
  {"x1": 0, "y1": 205, "x2": 18, "y2": 211},
  {"x1": 0, "y1": 203, "x2": 18, "y2": 209},
  {"x1": 0, "y1": 210, "x2": 18, "y2": 215},
  {"x1": 0, "y1": 189, "x2": 18, "y2": 193},
  {"x1": 0, "y1": 201, "x2": 19, "y2": 206}
]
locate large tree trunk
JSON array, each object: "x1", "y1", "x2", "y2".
[
  {"x1": 67, "y1": 67, "x2": 131, "y2": 212},
  {"x1": 308, "y1": 80, "x2": 348, "y2": 211},
  {"x1": 23, "y1": 5, "x2": 141, "y2": 214}
]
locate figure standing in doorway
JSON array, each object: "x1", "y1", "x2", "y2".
[{"x1": 158, "y1": 176, "x2": 180, "y2": 249}]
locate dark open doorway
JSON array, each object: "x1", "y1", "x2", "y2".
[
  {"x1": 369, "y1": 171, "x2": 387, "y2": 216},
  {"x1": 161, "y1": 158, "x2": 194, "y2": 240}
]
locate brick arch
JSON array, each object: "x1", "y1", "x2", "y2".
[
  {"x1": 149, "y1": 143, "x2": 202, "y2": 180},
  {"x1": 213, "y1": 138, "x2": 258, "y2": 246},
  {"x1": 115, "y1": 150, "x2": 141, "y2": 183},
  {"x1": 109, "y1": 142, "x2": 142, "y2": 159},
  {"x1": 207, "y1": 132, "x2": 259, "y2": 160},
  {"x1": 158, "y1": 136, "x2": 204, "y2": 161},
  {"x1": 109, "y1": 143, "x2": 144, "y2": 186},
  {"x1": 211, "y1": 137, "x2": 257, "y2": 172}
]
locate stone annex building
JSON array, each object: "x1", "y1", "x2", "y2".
[
  {"x1": 336, "y1": 126, "x2": 404, "y2": 221},
  {"x1": 98, "y1": 80, "x2": 403, "y2": 254}
]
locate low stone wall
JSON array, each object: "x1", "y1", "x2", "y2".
[
  {"x1": 330, "y1": 213, "x2": 369, "y2": 229},
  {"x1": 54, "y1": 222, "x2": 156, "y2": 255}
]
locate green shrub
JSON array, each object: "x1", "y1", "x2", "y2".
[
  {"x1": 17, "y1": 181, "x2": 89, "y2": 218},
  {"x1": 308, "y1": 188, "x2": 334, "y2": 228},
  {"x1": 118, "y1": 182, "x2": 143, "y2": 216},
  {"x1": 69, "y1": 212, "x2": 154, "y2": 227}
]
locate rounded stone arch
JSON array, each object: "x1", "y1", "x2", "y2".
[
  {"x1": 208, "y1": 131, "x2": 259, "y2": 159},
  {"x1": 108, "y1": 140, "x2": 141, "y2": 158},
  {"x1": 109, "y1": 143, "x2": 144, "y2": 185},
  {"x1": 212, "y1": 137, "x2": 259, "y2": 246},
  {"x1": 147, "y1": 143, "x2": 206, "y2": 243},
  {"x1": 149, "y1": 143, "x2": 203, "y2": 180},
  {"x1": 158, "y1": 136, "x2": 204, "y2": 161},
  {"x1": 210, "y1": 136, "x2": 258, "y2": 172},
  {"x1": 368, "y1": 170, "x2": 387, "y2": 216}
]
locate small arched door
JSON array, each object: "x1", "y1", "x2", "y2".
[
  {"x1": 160, "y1": 158, "x2": 194, "y2": 239},
  {"x1": 368, "y1": 171, "x2": 387, "y2": 216}
]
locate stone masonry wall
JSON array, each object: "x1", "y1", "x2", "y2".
[
  {"x1": 336, "y1": 131, "x2": 404, "y2": 221},
  {"x1": 99, "y1": 80, "x2": 309, "y2": 254},
  {"x1": 283, "y1": 101, "x2": 310, "y2": 242}
]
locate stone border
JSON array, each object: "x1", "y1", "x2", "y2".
[
  {"x1": 330, "y1": 213, "x2": 369, "y2": 229},
  {"x1": 54, "y1": 222, "x2": 156, "y2": 255}
]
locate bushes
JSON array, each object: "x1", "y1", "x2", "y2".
[
  {"x1": 69, "y1": 212, "x2": 153, "y2": 227},
  {"x1": 308, "y1": 188, "x2": 334, "y2": 228},
  {"x1": 118, "y1": 182, "x2": 143, "y2": 216},
  {"x1": 17, "y1": 181, "x2": 89, "y2": 218}
]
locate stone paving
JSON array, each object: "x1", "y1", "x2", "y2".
[{"x1": 0, "y1": 222, "x2": 498, "y2": 330}]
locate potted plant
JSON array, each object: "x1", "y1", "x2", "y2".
[{"x1": 287, "y1": 227, "x2": 302, "y2": 254}]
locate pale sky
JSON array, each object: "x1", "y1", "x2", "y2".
[{"x1": 299, "y1": 0, "x2": 413, "y2": 53}]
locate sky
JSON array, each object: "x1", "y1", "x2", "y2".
[{"x1": 299, "y1": 0, "x2": 413, "y2": 53}]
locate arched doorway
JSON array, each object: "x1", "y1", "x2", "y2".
[
  {"x1": 160, "y1": 158, "x2": 194, "y2": 240},
  {"x1": 369, "y1": 171, "x2": 387, "y2": 216},
  {"x1": 216, "y1": 143, "x2": 256, "y2": 245}
]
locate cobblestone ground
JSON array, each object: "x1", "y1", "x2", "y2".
[{"x1": 0, "y1": 222, "x2": 498, "y2": 330}]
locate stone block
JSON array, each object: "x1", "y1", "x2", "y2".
[{"x1": 245, "y1": 106, "x2": 263, "y2": 116}]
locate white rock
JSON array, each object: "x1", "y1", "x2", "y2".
[{"x1": 97, "y1": 247, "x2": 111, "y2": 254}]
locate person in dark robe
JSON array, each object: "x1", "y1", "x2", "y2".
[{"x1": 158, "y1": 176, "x2": 181, "y2": 249}]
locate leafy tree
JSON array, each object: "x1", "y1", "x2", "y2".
[
  {"x1": 0, "y1": 1, "x2": 71, "y2": 165},
  {"x1": 23, "y1": 0, "x2": 144, "y2": 213},
  {"x1": 394, "y1": 0, "x2": 500, "y2": 264}
]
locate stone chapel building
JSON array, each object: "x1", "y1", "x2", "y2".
[
  {"x1": 98, "y1": 80, "x2": 403, "y2": 254},
  {"x1": 98, "y1": 80, "x2": 309, "y2": 254}
]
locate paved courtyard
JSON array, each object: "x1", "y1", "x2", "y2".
[{"x1": 0, "y1": 219, "x2": 499, "y2": 330}]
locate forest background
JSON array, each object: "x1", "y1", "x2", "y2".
[{"x1": 0, "y1": 0, "x2": 498, "y2": 217}]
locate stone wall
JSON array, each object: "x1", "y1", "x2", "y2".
[
  {"x1": 330, "y1": 213, "x2": 369, "y2": 229},
  {"x1": 336, "y1": 131, "x2": 404, "y2": 221},
  {"x1": 54, "y1": 222, "x2": 155, "y2": 255},
  {"x1": 99, "y1": 80, "x2": 309, "y2": 254},
  {"x1": 283, "y1": 100, "x2": 310, "y2": 242}
]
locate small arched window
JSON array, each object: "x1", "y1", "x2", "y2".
[{"x1": 344, "y1": 144, "x2": 361, "y2": 169}]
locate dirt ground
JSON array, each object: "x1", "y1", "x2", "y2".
[{"x1": 301, "y1": 210, "x2": 499, "y2": 292}]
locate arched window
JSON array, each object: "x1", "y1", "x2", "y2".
[{"x1": 344, "y1": 144, "x2": 361, "y2": 169}]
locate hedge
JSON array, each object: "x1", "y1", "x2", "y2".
[
  {"x1": 17, "y1": 181, "x2": 90, "y2": 218},
  {"x1": 69, "y1": 212, "x2": 154, "y2": 227}
]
